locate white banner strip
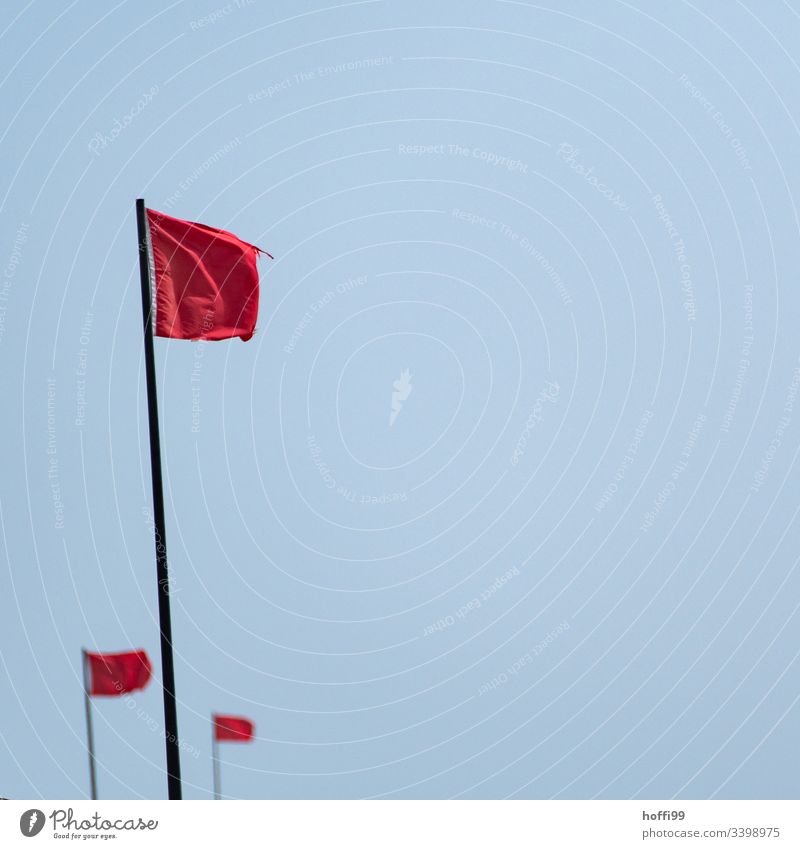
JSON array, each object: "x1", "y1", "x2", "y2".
[{"x1": 1, "y1": 800, "x2": 797, "y2": 847}]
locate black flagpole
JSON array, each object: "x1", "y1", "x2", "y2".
[
  {"x1": 211, "y1": 720, "x2": 221, "y2": 800},
  {"x1": 81, "y1": 649, "x2": 98, "y2": 800},
  {"x1": 136, "y1": 198, "x2": 182, "y2": 800}
]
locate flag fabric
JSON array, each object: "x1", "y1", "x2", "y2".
[
  {"x1": 146, "y1": 208, "x2": 269, "y2": 342},
  {"x1": 213, "y1": 714, "x2": 255, "y2": 742},
  {"x1": 86, "y1": 650, "x2": 152, "y2": 696}
]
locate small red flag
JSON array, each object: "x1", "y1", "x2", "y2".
[
  {"x1": 86, "y1": 650, "x2": 152, "y2": 697},
  {"x1": 146, "y1": 208, "x2": 269, "y2": 342},
  {"x1": 213, "y1": 714, "x2": 255, "y2": 742}
]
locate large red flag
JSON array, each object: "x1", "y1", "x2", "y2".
[
  {"x1": 86, "y1": 650, "x2": 152, "y2": 696},
  {"x1": 146, "y1": 208, "x2": 269, "y2": 341},
  {"x1": 213, "y1": 714, "x2": 255, "y2": 742}
]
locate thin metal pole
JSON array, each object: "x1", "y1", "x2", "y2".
[
  {"x1": 136, "y1": 198, "x2": 182, "y2": 800},
  {"x1": 81, "y1": 649, "x2": 98, "y2": 801},
  {"x1": 212, "y1": 723, "x2": 221, "y2": 800}
]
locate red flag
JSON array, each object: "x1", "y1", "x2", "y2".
[
  {"x1": 86, "y1": 650, "x2": 152, "y2": 696},
  {"x1": 146, "y1": 208, "x2": 269, "y2": 342},
  {"x1": 213, "y1": 714, "x2": 255, "y2": 742}
]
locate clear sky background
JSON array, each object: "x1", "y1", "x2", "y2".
[{"x1": 1, "y1": 0, "x2": 799, "y2": 800}]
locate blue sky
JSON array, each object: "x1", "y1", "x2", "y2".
[{"x1": 1, "y1": 0, "x2": 799, "y2": 799}]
